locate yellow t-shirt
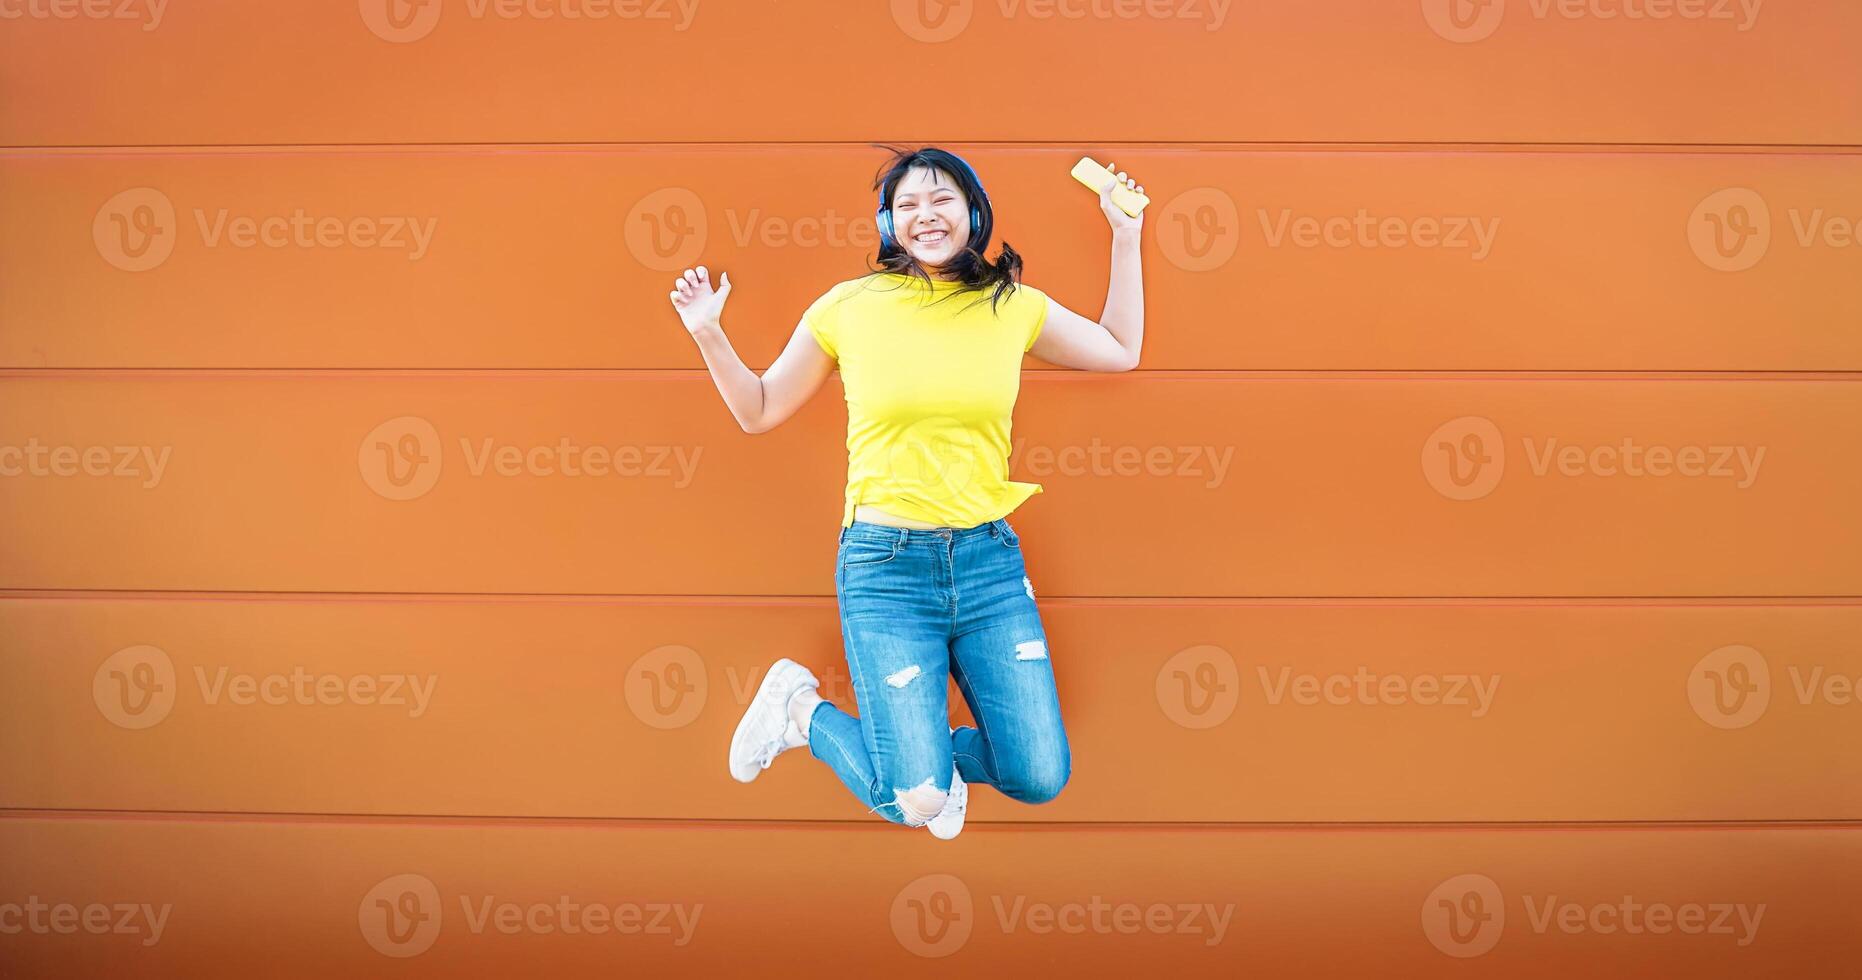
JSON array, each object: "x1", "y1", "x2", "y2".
[{"x1": 805, "y1": 272, "x2": 1048, "y2": 529}]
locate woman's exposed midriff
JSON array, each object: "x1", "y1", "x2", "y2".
[{"x1": 852, "y1": 503, "x2": 958, "y2": 530}]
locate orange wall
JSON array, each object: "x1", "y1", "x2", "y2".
[{"x1": 2, "y1": 1, "x2": 1858, "y2": 976}]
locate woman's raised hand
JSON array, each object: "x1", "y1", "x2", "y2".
[
  {"x1": 668, "y1": 265, "x2": 733, "y2": 335},
  {"x1": 1097, "y1": 162, "x2": 1144, "y2": 235}
]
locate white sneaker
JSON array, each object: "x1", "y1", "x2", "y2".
[
  {"x1": 928, "y1": 765, "x2": 968, "y2": 839},
  {"x1": 728, "y1": 658, "x2": 818, "y2": 783},
  {"x1": 928, "y1": 738, "x2": 969, "y2": 841}
]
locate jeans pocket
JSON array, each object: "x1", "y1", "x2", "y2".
[{"x1": 839, "y1": 537, "x2": 900, "y2": 568}]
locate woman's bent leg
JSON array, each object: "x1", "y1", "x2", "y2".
[
  {"x1": 949, "y1": 523, "x2": 1071, "y2": 805},
  {"x1": 809, "y1": 537, "x2": 957, "y2": 826}
]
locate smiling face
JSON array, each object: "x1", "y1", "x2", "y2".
[{"x1": 888, "y1": 165, "x2": 973, "y2": 273}]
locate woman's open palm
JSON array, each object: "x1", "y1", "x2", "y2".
[{"x1": 669, "y1": 265, "x2": 732, "y2": 335}]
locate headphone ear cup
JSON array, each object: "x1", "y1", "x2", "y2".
[
  {"x1": 970, "y1": 205, "x2": 983, "y2": 246},
  {"x1": 877, "y1": 209, "x2": 894, "y2": 248}
]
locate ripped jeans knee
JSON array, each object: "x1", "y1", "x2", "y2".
[{"x1": 868, "y1": 776, "x2": 949, "y2": 827}]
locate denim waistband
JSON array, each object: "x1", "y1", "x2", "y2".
[{"x1": 841, "y1": 517, "x2": 1009, "y2": 545}]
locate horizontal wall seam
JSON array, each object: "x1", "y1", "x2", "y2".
[
  {"x1": 4, "y1": 808, "x2": 1860, "y2": 832},
  {"x1": 3, "y1": 591, "x2": 1859, "y2": 607},
  {"x1": 6, "y1": 141, "x2": 1862, "y2": 156},
  {"x1": 4, "y1": 369, "x2": 1861, "y2": 381}
]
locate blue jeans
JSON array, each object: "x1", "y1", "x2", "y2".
[{"x1": 807, "y1": 516, "x2": 1072, "y2": 826}]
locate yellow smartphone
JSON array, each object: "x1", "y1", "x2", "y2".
[{"x1": 1070, "y1": 156, "x2": 1149, "y2": 217}]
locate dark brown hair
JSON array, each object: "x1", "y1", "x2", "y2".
[{"x1": 866, "y1": 143, "x2": 1026, "y2": 316}]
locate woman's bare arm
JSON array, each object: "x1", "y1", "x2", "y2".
[
  {"x1": 672, "y1": 266, "x2": 835, "y2": 434},
  {"x1": 1028, "y1": 165, "x2": 1146, "y2": 373},
  {"x1": 691, "y1": 315, "x2": 834, "y2": 434}
]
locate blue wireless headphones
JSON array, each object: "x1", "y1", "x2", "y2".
[{"x1": 876, "y1": 152, "x2": 989, "y2": 252}]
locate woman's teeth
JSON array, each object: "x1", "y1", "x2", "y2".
[{"x1": 913, "y1": 231, "x2": 947, "y2": 243}]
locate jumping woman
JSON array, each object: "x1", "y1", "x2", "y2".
[{"x1": 668, "y1": 145, "x2": 1145, "y2": 839}]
